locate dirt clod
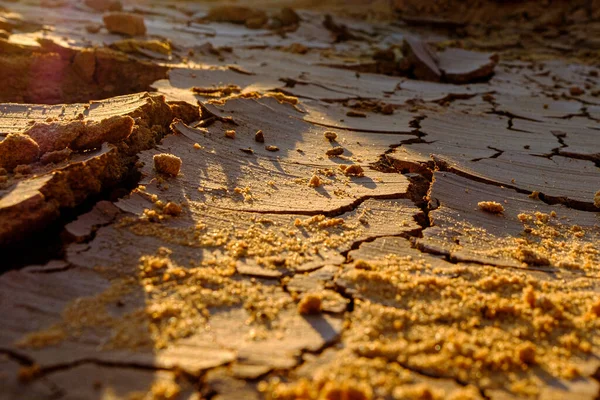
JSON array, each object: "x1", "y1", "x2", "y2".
[
  {"x1": 225, "y1": 130, "x2": 236, "y2": 139},
  {"x1": 324, "y1": 131, "x2": 338, "y2": 141},
  {"x1": 298, "y1": 293, "x2": 322, "y2": 315},
  {"x1": 153, "y1": 153, "x2": 182, "y2": 177},
  {"x1": 0, "y1": 133, "x2": 40, "y2": 170},
  {"x1": 477, "y1": 201, "x2": 504, "y2": 214},
  {"x1": 516, "y1": 342, "x2": 537, "y2": 365},
  {"x1": 163, "y1": 202, "x2": 182, "y2": 216},
  {"x1": 343, "y1": 164, "x2": 365, "y2": 177},
  {"x1": 309, "y1": 175, "x2": 321, "y2": 188},
  {"x1": 103, "y1": 12, "x2": 146, "y2": 36},
  {"x1": 255, "y1": 130, "x2": 265, "y2": 143},
  {"x1": 326, "y1": 147, "x2": 344, "y2": 157}
]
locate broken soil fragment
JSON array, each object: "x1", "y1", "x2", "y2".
[
  {"x1": 309, "y1": 175, "x2": 321, "y2": 188},
  {"x1": 0, "y1": 93, "x2": 173, "y2": 245},
  {"x1": 402, "y1": 38, "x2": 497, "y2": 83},
  {"x1": 153, "y1": 153, "x2": 181, "y2": 177},
  {"x1": 0, "y1": 133, "x2": 40, "y2": 170},
  {"x1": 326, "y1": 146, "x2": 344, "y2": 157},
  {"x1": 437, "y1": 48, "x2": 498, "y2": 84},
  {"x1": 298, "y1": 293, "x2": 322, "y2": 315},
  {"x1": 24, "y1": 115, "x2": 135, "y2": 153},
  {"x1": 255, "y1": 130, "x2": 265, "y2": 143},
  {"x1": 343, "y1": 165, "x2": 365, "y2": 177},
  {"x1": 103, "y1": 12, "x2": 146, "y2": 36},
  {"x1": 402, "y1": 38, "x2": 441, "y2": 82},
  {"x1": 324, "y1": 131, "x2": 337, "y2": 141},
  {"x1": 24, "y1": 121, "x2": 83, "y2": 154},
  {"x1": 72, "y1": 116, "x2": 135, "y2": 150},
  {"x1": 478, "y1": 201, "x2": 504, "y2": 214},
  {"x1": 40, "y1": 148, "x2": 72, "y2": 165},
  {"x1": 168, "y1": 101, "x2": 200, "y2": 124},
  {"x1": 163, "y1": 202, "x2": 182, "y2": 216}
]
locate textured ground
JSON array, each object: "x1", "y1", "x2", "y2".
[{"x1": 1, "y1": 1, "x2": 600, "y2": 399}]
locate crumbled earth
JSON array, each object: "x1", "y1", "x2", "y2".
[{"x1": 1, "y1": 1, "x2": 600, "y2": 400}]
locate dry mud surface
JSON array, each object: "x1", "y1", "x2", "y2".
[{"x1": 1, "y1": 0, "x2": 600, "y2": 399}]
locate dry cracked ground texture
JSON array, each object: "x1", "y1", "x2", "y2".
[{"x1": 1, "y1": 0, "x2": 600, "y2": 399}]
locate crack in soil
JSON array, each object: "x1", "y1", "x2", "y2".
[
  {"x1": 431, "y1": 156, "x2": 600, "y2": 212},
  {"x1": 470, "y1": 145, "x2": 505, "y2": 162}
]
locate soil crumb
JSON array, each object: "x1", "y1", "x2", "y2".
[
  {"x1": 324, "y1": 131, "x2": 338, "y2": 141},
  {"x1": 153, "y1": 153, "x2": 182, "y2": 176},
  {"x1": 298, "y1": 293, "x2": 322, "y2": 315},
  {"x1": 103, "y1": 12, "x2": 146, "y2": 36},
  {"x1": 478, "y1": 201, "x2": 504, "y2": 214},
  {"x1": 0, "y1": 133, "x2": 40, "y2": 170}
]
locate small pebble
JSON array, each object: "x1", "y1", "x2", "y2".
[{"x1": 324, "y1": 131, "x2": 337, "y2": 141}]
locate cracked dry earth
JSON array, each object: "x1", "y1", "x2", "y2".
[{"x1": 1, "y1": 1, "x2": 600, "y2": 400}]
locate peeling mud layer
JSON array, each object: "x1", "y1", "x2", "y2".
[
  {"x1": 1, "y1": 1, "x2": 600, "y2": 400},
  {"x1": 0, "y1": 93, "x2": 179, "y2": 245}
]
